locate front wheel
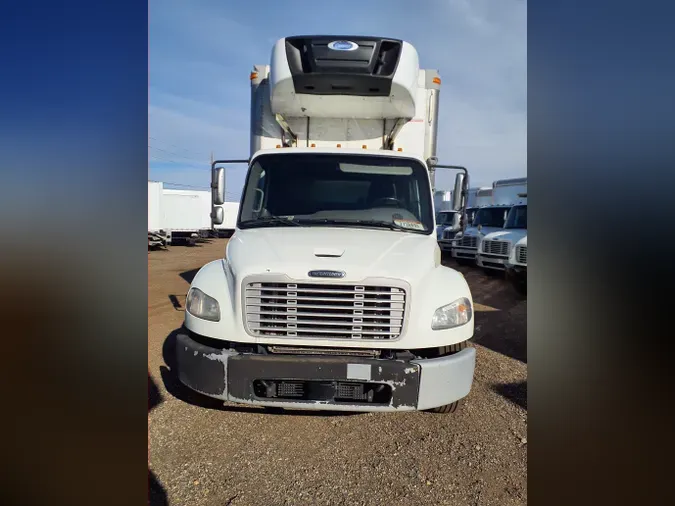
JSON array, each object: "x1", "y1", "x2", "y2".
[{"x1": 425, "y1": 341, "x2": 469, "y2": 414}]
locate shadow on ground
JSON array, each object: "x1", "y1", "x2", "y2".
[
  {"x1": 442, "y1": 256, "x2": 527, "y2": 363},
  {"x1": 493, "y1": 381, "x2": 527, "y2": 410},
  {"x1": 473, "y1": 309, "x2": 527, "y2": 364},
  {"x1": 179, "y1": 268, "x2": 200, "y2": 284},
  {"x1": 160, "y1": 328, "x2": 359, "y2": 418}
]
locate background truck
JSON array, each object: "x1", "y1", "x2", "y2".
[
  {"x1": 213, "y1": 202, "x2": 240, "y2": 238},
  {"x1": 505, "y1": 234, "x2": 527, "y2": 295},
  {"x1": 477, "y1": 203, "x2": 527, "y2": 272},
  {"x1": 148, "y1": 181, "x2": 170, "y2": 248},
  {"x1": 491, "y1": 177, "x2": 527, "y2": 205},
  {"x1": 474, "y1": 187, "x2": 493, "y2": 207},
  {"x1": 161, "y1": 188, "x2": 211, "y2": 245},
  {"x1": 450, "y1": 204, "x2": 511, "y2": 263},
  {"x1": 175, "y1": 35, "x2": 476, "y2": 413}
]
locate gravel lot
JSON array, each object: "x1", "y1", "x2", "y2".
[{"x1": 149, "y1": 239, "x2": 527, "y2": 506}]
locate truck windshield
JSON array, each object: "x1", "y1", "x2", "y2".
[
  {"x1": 472, "y1": 207, "x2": 509, "y2": 228},
  {"x1": 504, "y1": 205, "x2": 527, "y2": 229},
  {"x1": 239, "y1": 153, "x2": 433, "y2": 234},
  {"x1": 466, "y1": 208, "x2": 477, "y2": 225},
  {"x1": 436, "y1": 212, "x2": 456, "y2": 225}
]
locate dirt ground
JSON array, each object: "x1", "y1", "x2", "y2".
[{"x1": 148, "y1": 239, "x2": 527, "y2": 506}]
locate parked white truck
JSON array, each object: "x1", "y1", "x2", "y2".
[
  {"x1": 450, "y1": 205, "x2": 510, "y2": 263},
  {"x1": 477, "y1": 203, "x2": 527, "y2": 271},
  {"x1": 505, "y1": 234, "x2": 527, "y2": 295},
  {"x1": 174, "y1": 35, "x2": 476, "y2": 413},
  {"x1": 450, "y1": 179, "x2": 525, "y2": 263},
  {"x1": 162, "y1": 188, "x2": 212, "y2": 245},
  {"x1": 148, "y1": 181, "x2": 170, "y2": 248}
]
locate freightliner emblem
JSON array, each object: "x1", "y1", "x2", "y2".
[{"x1": 308, "y1": 270, "x2": 345, "y2": 278}]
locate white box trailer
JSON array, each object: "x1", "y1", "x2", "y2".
[
  {"x1": 433, "y1": 190, "x2": 452, "y2": 214},
  {"x1": 148, "y1": 181, "x2": 169, "y2": 248},
  {"x1": 148, "y1": 181, "x2": 163, "y2": 232},
  {"x1": 491, "y1": 177, "x2": 527, "y2": 205},
  {"x1": 474, "y1": 187, "x2": 493, "y2": 207},
  {"x1": 162, "y1": 188, "x2": 211, "y2": 245},
  {"x1": 178, "y1": 35, "x2": 476, "y2": 414}
]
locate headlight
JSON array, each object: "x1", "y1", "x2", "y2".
[
  {"x1": 186, "y1": 287, "x2": 220, "y2": 322},
  {"x1": 431, "y1": 297, "x2": 472, "y2": 330}
]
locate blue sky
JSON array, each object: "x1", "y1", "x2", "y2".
[{"x1": 149, "y1": 0, "x2": 526, "y2": 200}]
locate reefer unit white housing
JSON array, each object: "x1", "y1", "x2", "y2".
[{"x1": 250, "y1": 35, "x2": 442, "y2": 187}]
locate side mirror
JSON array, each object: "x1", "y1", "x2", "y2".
[
  {"x1": 451, "y1": 173, "x2": 465, "y2": 211},
  {"x1": 450, "y1": 213, "x2": 461, "y2": 231},
  {"x1": 211, "y1": 206, "x2": 224, "y2": 226},
  {"x1": 213, "y1": 167, "x2": 225, "y2": 205},
  {"x1": 253, "y1": 188, "x2": 264, "y2": 213}
]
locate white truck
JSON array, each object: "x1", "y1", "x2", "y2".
[
  {"x1": 505, "y1": 234, "x2": 527, "y2": 295},
  {"x1": 476, "y1": 203, "x2": 527, "y2": 272},
  {"x1": 440, "y1": 187, "x2": 488, "y2": 254},
  {"x1": 436, "y1": 211, "x2": 459, "y2": 247},
  {"x1": 148, "y1": 181, "x2": 170, "y2": 248},
  {"x1": 491, "y1": 177, "x2": 527, "y2": 205},
  {"x1": 450, "y1": 205, "x2": 511, "y2": 263},
  {"x1": 474, "y1": 187, "x2": 493, "y2": 207},
  {"x1": 450, "y1": 180, "x2": 525, "y2": 264},
  {"x1": 174, "y1": 35, "x2": 476, "y2": 413},
  {"x1": 162, "y1": 188, "x2": 212, "y2": 245}
]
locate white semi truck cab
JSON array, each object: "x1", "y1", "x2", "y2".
[
  {"x1": 477, "y1": 203, "x2": 527, "y2": 271},
  {"x1": 175, "y1": 35, "x2": 476, "y2": 413},
  {"x1": 505, "y1": 235, "x2": 527, "y2": 295},
  {"x1": 450, "y1": 205, "x2": 511, "y2": 262}
]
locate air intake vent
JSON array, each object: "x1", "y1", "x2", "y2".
[{"x1": 284, "y1": 36, "x2": 403, "y2": 96}]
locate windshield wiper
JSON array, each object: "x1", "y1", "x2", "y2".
[
  {"x1": 242, "y1": 215, "x2": 302, "y2": 228},
  {"x1": 297, "y1": 218, "x2": 426, "y2": 233}
]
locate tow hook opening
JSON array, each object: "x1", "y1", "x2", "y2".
[{"x1": 253, "y1": 380, "x2": 392, "y2": 404}]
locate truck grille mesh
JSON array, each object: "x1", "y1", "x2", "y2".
[
  {"x1": 245, "y1": 282, "x2": 406, "y2": 340},
  {"x1": 482, "y1": 240, "x2": 509, "y2": 256},
  {"x1": 516, "y1": 245, "x2": 527, "y2": 264},
  {"x1": 456, "y1": 235, "x2": 478, "y2": 248}
]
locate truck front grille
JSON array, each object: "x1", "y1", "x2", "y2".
[
  {"x1": 442, "y1": 229, "x2": 455, "y2": 240},
  {"x1": 456, "y1": 235, "x2": 478, "y2": 249},
  {"x1": 482, "y1": 239, "x2": 510, "y2": 256},
  {"x1": 516, "y1": 245, "x2": 527, "y2": 264},
  {"x1": 244, "y1": 282, "x2": 406, "y2": 340}
]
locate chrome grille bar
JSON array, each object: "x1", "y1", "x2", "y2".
[{"x1": 244, "y1": 282, "x2": 407, "y2": 340}]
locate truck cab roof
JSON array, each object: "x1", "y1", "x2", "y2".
[{"x1": 251, "y1": 147, "x2": 428, "y2": 164}]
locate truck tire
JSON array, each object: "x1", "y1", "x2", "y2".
[{"x1": 426, "y1": 340, "x2": 469, "y2": 414}]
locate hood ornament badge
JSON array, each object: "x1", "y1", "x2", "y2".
[{"x1": 308, "y1": 270, "x2": 345, "y2": 279}]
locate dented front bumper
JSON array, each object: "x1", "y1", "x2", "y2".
[{"x1": 175, "y1": 331, "x2": 476, "y2": 412}]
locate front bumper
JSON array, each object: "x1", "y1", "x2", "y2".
[
  {"x1": 506, "y1": 264, "x2": 527, "y2": 279},
  {"x1": 451, "y1": 247, "x2": 478, "y2": 260},
  {"x1": 477, "y1": 253, "x2": 508, "y2": 270},
  {"x1": 175, "y1": 331, "x2": 476, "y2": 412},
  {"x1": 438, "y1": 240, "x2": 454, "y2": 252}
]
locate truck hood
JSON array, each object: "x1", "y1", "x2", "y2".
[
  {"x1": 459, "y1": 226, "x2": 504, "y2": 238},
  {"x1": 482, "y1": 229, "x2": 527, "y2": 244},
  {"x1": 226, "y1": 227, "x2": 439, "y2": 283}
]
